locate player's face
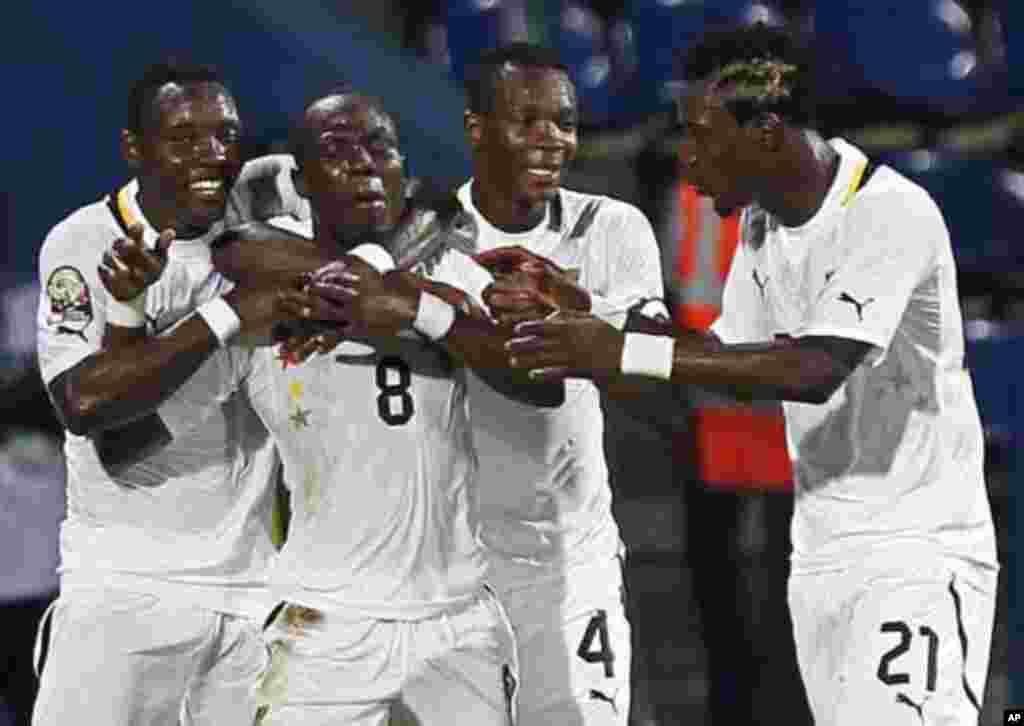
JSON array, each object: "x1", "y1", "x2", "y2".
[
  {"x1": 301, "y1": 95, "x2": 405, "y2": 234},
  {"x1": 133, "y1": 81, "x2": 243, "y2": 235},
  {"x1": 677, "y1": 85, "x2": 755, "y2": 208},
  {"x1": 471, "y1": 65, "x2": 578, "y2": 211}
]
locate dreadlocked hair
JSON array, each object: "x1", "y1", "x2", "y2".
[{"x1": 680, "y1": 22, "x2": 816, "y2": 128}]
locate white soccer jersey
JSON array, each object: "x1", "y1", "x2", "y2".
[
  {"x1": 456, "y1": 182, "x2": 664, "y2": 594},
  {"x1": 35, "y1": 178, "x2": 279, "y2": 618},
  {"x1": 711, "y1": 139, "x2": 998, "y2": 574},
  {"x1": 204, "y1": 217, "x2": 492, "y2": 620}
]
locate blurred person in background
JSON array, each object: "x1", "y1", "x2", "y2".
[{"x1": 507, "y1": 22, "x2": 1000, "y2": 725}]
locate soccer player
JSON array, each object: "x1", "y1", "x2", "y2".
[
  {"x1": 506, "y1": 24, "x2": 1000, "y2": 725},
  {"x1": 455, "y1": 43, "x2": 666, "y2": 725},
  {"x1": 169, "y1": 87, "x2": 557, "y2": 725},
  {"x1": 33, "y1": 61, "x2": 301, "y2": 725}
]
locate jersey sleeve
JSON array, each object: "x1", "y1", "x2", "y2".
[
  {"x1": 226, "y1": 154, "x2": 310, "y2": 226},
  {"x1": 590, "y1": 203, "x2": 665, "y2": 329},
  {"x1": 710, "y1": 235, "x2": 771, "y2": 344},
  {"x1": 796, "y1": 186, "x2": 940, "y2": 365},
  {"x1": 36, "y1": 218, "x2": 110, "y2": 385}
]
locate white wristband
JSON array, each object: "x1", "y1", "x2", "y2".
[
  {"x1": 197, "y1": 297, "x2": 241, "y2": 347},
  {"x1": 620, "y1": 333, "x2": 675, "y2": 380},
  {"x1": 106, "y1": 294, "x2": 147, "y2": 328},
  {"x1": 413, "y1": 291, "x2": 456, "y2": 341},
  {"x1": 348, "y1": 244, "x2": 395, "y2": 273}
]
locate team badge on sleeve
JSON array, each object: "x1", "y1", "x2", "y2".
[{"x1": 45, "y1": 266, "x2": 93, "y2": 341}]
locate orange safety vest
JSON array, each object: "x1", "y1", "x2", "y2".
[{"x1": 672, "y1": 182, "x2": 794, "y2": 492}]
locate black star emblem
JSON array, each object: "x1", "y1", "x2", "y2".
[{"x1": 289, "y1": 407, "x2": 311, "y2": 429}]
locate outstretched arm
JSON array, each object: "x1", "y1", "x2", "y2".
[
  {"x1": 52, "y1": 223, "x2": 285, "y2": 440},
  {"x1": 280, "y1": 263, "x2": 565, "y2": 408},
  {"x1": 505, "y1": 310, "x2": 871, "y2": 404}
]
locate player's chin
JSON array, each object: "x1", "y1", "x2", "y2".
[{"x1": 184, "y1": 202, "x2": 228, "y2": 234}]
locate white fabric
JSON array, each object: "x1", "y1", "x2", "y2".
[
  {"x1": 191, "y1": 217, "x2": 492, "y2": 620},
  {"x1": 413, "y1": 291, "x2": 456, "y2": 341},
  {"x1": 709, "y1": 138, "x2": 998, "y2": 576},
  {"x1": 620, "y1": 333, "x2": 674, "y2": 380},
  {"x1": 257, "y1": 588, "x2": 517, "y2": 726},
  {"x1": 196, "y1": 296, "x2": 241, "y2": 347},
  {"x1": 788, "y1": 558, "x2": 997, "y2": 726},
  {"x1": 31, "y1": 586, "x2": 269, "y2": 726},
  {"x1": 225, "y1": 153, "x2": 311, "y2": 225},
  {"x1": 348, "y1": 243, "x2": 396, "y2": 273},
  {"x1": 500, "y1": 555, "x2": 632, "y2": 726},
  {"x1": 35, "y1": 178, "x2": 279, "y2": 618},
  {"x1": 456, "y1": 182, "x2": 664, "y2": 593},
  {"x1": 105, "y1": 295, "x2": 147, "y2": 328}
]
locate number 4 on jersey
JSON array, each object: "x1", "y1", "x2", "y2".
[{"x1": 577, "y1": 609, "x2": 615, "y2": 677}]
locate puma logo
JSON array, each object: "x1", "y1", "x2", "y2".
[
  {"x1": 896, "y1": 692, "x2": 930, "y2": 723},
  {"x1": 589, "y1": 689, "x2": 618, "y2": 713},
  {"x1": 752, "y1": 269, "x2": 769, "y2": 299},
  {"x1": 838, "y1": 291, "x2": 875, "y2": 321},
  {"x1": 55, "y1": 325, "x2": 88, "y2": 342}
]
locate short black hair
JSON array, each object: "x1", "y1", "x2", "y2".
[
  {"x1": 680, "y1": 22, "x2": 816, "y2": 127},
  {"x1": 464, "y1": 42, "x2": 570, "y2": 114},
  {"x1": 288, "y1": 85, "x2": 398, "y2": 167},
  {"x1": 127, "y1": 60, "x2": 228, "y2": 133}
]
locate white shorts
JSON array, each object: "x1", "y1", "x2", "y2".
[
  {"x1": 31, "y1": 586, "x2": 268, "y2": 726},
  {"x1": 497, "y1": 555, "x2": 632, "y2": 726},
  {"x1": 256, "y1": 586, "x2": 518, "y2": 726},
  {"x1": 788, "y1": 558, "x2": 998, "y2": 726}
]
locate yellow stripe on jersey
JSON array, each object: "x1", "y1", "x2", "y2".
[
  {"x1": 289, "y1": 381, "x2": 304, "y2": 401},
  {"x1": 116, "y1": 183, "x2": 142, "y2": 229},
  {"x1": 840, "y1": 159, "x2": 869, "y2": 207}
]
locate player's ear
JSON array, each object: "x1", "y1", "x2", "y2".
[
  {"x1": 121, "y1": 128, "x2": 142, "y2": 167},
  {"x1": 464, "y1": 110, "x2": 483, "y2": 149}
]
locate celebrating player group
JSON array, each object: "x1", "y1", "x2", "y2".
[{"x1": 33, "y1": 21, "x2": 998, "y2": 726}]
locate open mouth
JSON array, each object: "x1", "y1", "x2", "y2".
[
  {"x1": 188, "y1": 178, "x2": 228, "y2": 201},
  {"x1": 352, "y1": 191, "x2": 388, "y2": 208},
  {"x1": 524, "y1": 167, "x2": 560, "y2": 185}
]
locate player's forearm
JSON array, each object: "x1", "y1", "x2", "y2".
[
  {"x1": 56, "y1": 288, "x2": 278, "y2": 437},
  {"x1": 56, "y1": 315, "x2": 221, "y2": 437},
  {"x1": 665, "y1": 338, "x2": 848, "y2": 404},
  {"x1": 598, "y1": 313, "x2": 714, "y2": 404},
  {"x1": 211, "y1": 222, "x2": 332, "y2": 288},
  {"x1": 440, "y1": 316, "x2": 565, "y2": 407}
]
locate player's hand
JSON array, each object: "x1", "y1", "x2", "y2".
[
  {"x1": 394, "y1": 271, "x2": 489, "y2": 321},
  {"x1": 506, "y1": 309, "x2": 625, "y2": 382},
  {"x1": 276, "y1": 327, "x2": 344, "y2": 366},
  {"x1": 211, "y1": 222, "x2": 329, "y2": 288},
  {"x1": 475, "y1": 246, "x2": 590, "y2": 325},
  {"x1": 277, "y1": 256, "x2": 417, "y2": 340},
  {"x1": 97, "y1": 224, "x2": 174, "y2": 301}
]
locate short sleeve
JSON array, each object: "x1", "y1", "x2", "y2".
[
  {"x1": 226, "y1": 154, "x2": 310, "y2": 226},
  {"x1": 591, "y1": 203, "x2": 665, "y2": 329},
  {"x1": 796, "y1": 186, "x2": 940, "y2": 364},
  {"x1": 36, "y1": 219, "x2": 109, "y2": 385}
]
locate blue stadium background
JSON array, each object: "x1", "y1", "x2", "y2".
[{"x1": 0, "y1": 2, "x2": 1018, "y2": 724}]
